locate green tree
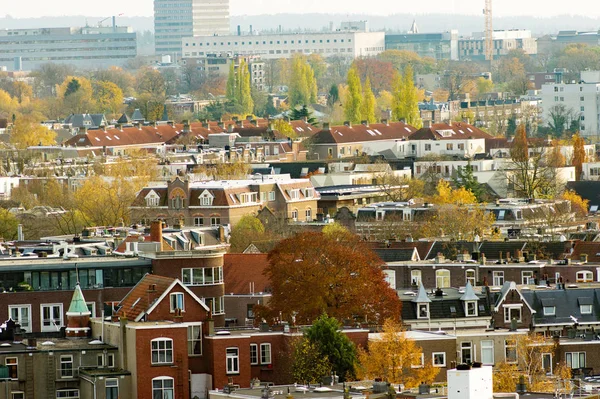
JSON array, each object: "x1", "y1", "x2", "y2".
[
  {"x1": 237, "y1": 59, "x2": 254, "y2": 115},
  {"x1": 291, "y1": 338, "x2": 332, "y2": 384},
  {"x1": 226, "y1": 62, "x2": 236, "y2": 102},
  {"x1": 361, "y1": 77, "x2": 377, "y2": 123},
  {"x1": 290, "y1": 105, "x2": 317, "y2": 125},
  {"x1": 399, "y1": 65, "x2": 422, "y2": 127},
  {"x1": 305, "y1": 314, "x2": 357, "y2": 381},
  {"x1": 391, "y1": 71, "x2": 403, "y2": 122},
  {"x1": 229, "y1": 215, "x2": 266, "y2": 252},
  {"x1": 453, "y1": 160, "x2": 485, "y2": 202},
  {"x1": 344, "y1": 67, "x2": 363, "y2": 123},
  {"x1": 0, "y1": 208, "x2": 19, "y2": 240},
  {"x1": 93, "y1": 81, "x2": 124, "y2": 115},
  {"x1": 289, "y1": 55, "x2": 317, "y2": 107}
]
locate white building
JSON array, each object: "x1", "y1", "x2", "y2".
[
  {"x1": 0, "y1": 26, "x2": 136, "y2": 71},
  {"x1": 459, "y1": 29, "x2": 537, "y2": 60},
  {"x1": 447, "y1": 366, "x2": 493, "y2": 399},
  {"x1": 0, "y1": 177, "x2": 19, "y2": 200},
  {"x1": 182, "y1": 27, "x2": 385, "y2": 60},
  {"x1": 155, "y1": 0, "x2": 230, "y2": 56},
  {"x1": 541, "y1": 72, "x2": 600, "y2": 137}
]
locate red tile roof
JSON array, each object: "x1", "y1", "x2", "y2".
[
  {"x1": 569, "y1": 241, "x2": 600, "y2": 263},
  {"x1": 311, "y1": 122, "x2": 417, "y2": 145},
  {"x1": 409, "y1": 122, "x2": 493, "y2": 141},
  {"x1": 223, "y1": 254, "x2": 271, "y2": 294},
  {"x1": 116, "y1": 274, "x2": 175, "y2": 320}
]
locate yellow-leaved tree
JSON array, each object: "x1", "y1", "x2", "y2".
[
  {"x1": 431, "y1": 180, "x2": 477, "y2": 205},
  {"x1": 10, "y1": 115, "x2": 57, "y2": 149},
  {"x1": 356, "y1": 319, "x2": 439, "y2": 387},
  {"x1": 561, "y1": 190, "x2": 589, "y2": 217}
]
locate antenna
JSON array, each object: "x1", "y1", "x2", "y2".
[{"x1": 484, "y1": 0, "x2": 493, "y2": 62}]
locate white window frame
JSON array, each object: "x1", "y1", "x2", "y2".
[
  {"x1": 226, "y1": 347, "x2": 239, "y2": 374},
  {"x1": 465, "y1": 301, "x2": 478, "y2": 317},
  {"x1": 566, "y1": 352, "x2": 586, "y2": 369},
  {"x1": 6, "y1": 357, "x2": 17, "y2": 380},
  {"x1": 11, "y1": 393, "x2": 24, "y2": 399},
  {"x1": 461, "y1": 341, "x2": 473, "y2": 364},
  {"x1": 522, "y1": 270, "x2": 534, "y2": 285},
  {"x1": 170, "y1": 292, "x2": 184, "y2": 312},
  {"x1": 505, "y1": 339, "x2": 518, "y2": 364},
  {"x1": 194, "y1": 217, "x2": 204, "y2": 226},
  {"x1": 305, "y1": 208, "x2": 312, "y2": 222},
  {"x1": 493, "y1": 271, "x2": 504, "y2": 286},
  {"x1": 41, "y1": 303, "x2": 63, "y2": 332},
  {"x1": 504, "y1": 305, "x2": 523, "y2": 323},
  {"x1": 202, "y1": 296, "x2": 225, "y2": 315},
  {"x1": 260, "y1": 343, "x2": 272, "y2": 365},
  {"x1": 106, "y1": 378, "x2": 119, "y2": 399},
  {"x1": 268, "y1": 191, "x2": 275, "y2": 201},
  {"x1": 56, "y1": 389, "x2": 79, "y2": 398},
  {"x1": 383, "y1": 270, "x2": 396, "y2": 290},
  {"x1": 580, "y1": 304, "x2": 593, "y2": 315},
  {"x1": 411, "y1": 270, "x2": 422, "y2": 286},
  {"x1": 107, "y1": 353, "x2": 115, "y2": 368},
  {"x1": 576, "y1": 271, "x2": 594, "y2": 283},
  {"x1": 465, "y1": 269, "x2": 476, "y2": 286},
  {"x1": 187, "y1": 324, "x2": 203, "y2": 356},
  {"x1": 542, "y1": 353, "x2": 553, "y2": 374},
  {"x1": 210, "y1": 216, "x2": 221, "y2": 226},
  {"x1": 60, "y1": 355, "x2": 74, "y2": 378},
  {"x1": 9, "y1": 304, "x2": 31, "y2": 333},
  {"x1": 432, "y1": 352, "x2": 446, "y2": 367},
  {"x1": 436, "y1": 269, "x2": 450, "y2": 288},
  {"x1": 250, "y1": 343, "x2": 258, "y2": 365},
  {"x1": 543, "y1": 306, "x2": 556, "y2": 316},
  {"x1": 151, "y1": 338, "x2": 174, "y2": 365},
  {"x1": 481, "y1": 340, "x2": 494, "y2": 365},
  {"x1": 152, "y1": 377, "x2": 174, "y2": 399}
]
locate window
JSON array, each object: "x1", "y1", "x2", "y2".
[
  {"x1": 200, "y1": 194, "x2": 213, "y2": 206},
  {"x1": 170, "y1": 293, "x2": 184, "y2": 312},
  {"x1": 291, "y1": 209, "x2": 298, "y2": 220},
  {"x1": 151, "y1": 339, "x2": 173, "y2": 364},
  {"x1": 465, "y1": 301, "x2": 477, "y2": 317},
  {"x1": 226, "y1": 347, "x2": 239, "y2": 374},
  {"x1": 56, "y1": 390, "x2": 79, "y2": 398},
  {"x1": 466, "y1": 270, "x2": 476, "y2": 286},
  {"x1": 289, "y1": 189, "x2": 300, "y2": 200},
  {"x1": 60, "y1": 355, "x2": 74, "y2": 378},
  {"x1": 481, "y1": 340, "x2": 494, "y2": 365},
  {"x1": 261, "y1": 343, "x2": 272, "y2": 364},
  {"x1": 417, "y1": 303, "x2": 429, "y2": 319},
  {"x1": 493, "y1": 271, "x2": 504, "y2": 286},
  {"x1": 432, "y1": 352, "x2": 446, "y2": 367},
  {"x1": 106, "y1": 379, "x2": 119, "y2": 399},
  {"x1": 436, "y1": 269, "x2": 450, "y2": 288},
  {"x1": 504, "y1": 305, "x2": 522, "y2": 323},
  {"x1": 383, "y1": 270, "x2": 396, "y2": 289},
  {"x1": 12, "y1": 393, "x2": 24, "y2": 399},
  {"x1": 188, "y1": 324, "x2": 202, "y2": 355},
  {"x1": 194, "y1": 217, "x2": 203, "y2": 226},
  {"x1": 576, "y1": 271, "x2": 593, "y2": 282},
  {"x1": 522, "y1": 271, "x2": 534, "y2": 285},
  {"x1": 9, "y1": 305, "x2": 31, "y2": 333},
  {"x1": 446, "y1": 143, "x2": 453, "y2": 151},
  {"x1": 250, "y1": 344, "x2": 258, "y2": 365},
  {"x1": 203, "y1": 296, "x2": 224, "y2": 315},
  {"x1": 182, "y1": 267, "x2": 223, "y2": 285},
  {"x1": 152, "y1": 377, "x2": 174, "y2": 399},
  {"x1": 411, "y1": 270, "x2": 422, "y2": 286},
  {"x1": 210, "y1": 216, "x2": 221, "y2": 226},
  {"x1": 107, "y1": 354, "x2": 115, "y2": 368},
  {"x1": 580, "y1": 304, "x2": 593, "y2": 315},
  {"x1": 268, "y1": 191, "x2": 276, "y2": 201},
  {"x1": 542, "y1": 353, "x2": 553, "y2": 374},
  {"x1": 247, "y1": 304, "x2": 255, "y2": 319},
  {"x1": 566, "y1": 352, "x2": 586, "y2": 369},
  {"x1": 544, "y1": 306, "x2": 556, "y2": 316},
  {"x1": 425, "y1": 144, "x2": 431, "y2": 151},
  {"x1": 6, "y1": 357, "x2": 17, "y2": 379},
  {"x1": 505, "y1": 339, "x2": 517, "y2": 363},
  {"x1": 461, "y1": 342, "x2": 472, "y2": 364},
  {"x1": 41, "y1": 304, "x2": 63, "y2": 332},
  {"x1": 305, "y1": 208, "x2": 312, "y2": 221}
]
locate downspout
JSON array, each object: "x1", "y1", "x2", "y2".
[{"x1": 80, "y1": 374, "x2": 97, "y2": 399}]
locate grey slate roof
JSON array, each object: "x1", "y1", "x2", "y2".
[
  {"x1": 131, "y1": 109, "x2": 145, "y2": 122},
  {"x1": 460, "y1": 282, "x2": 479, "y2": 301},
  {"x1": 523, "y1": 288, "x2": 600, "y2": 326}
]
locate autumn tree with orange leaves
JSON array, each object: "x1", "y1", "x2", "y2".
[{"x1": 257, "y1": 232, "x2": 401, "y2": 325}]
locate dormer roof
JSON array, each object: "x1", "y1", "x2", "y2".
[{"x1": 412, "y1": 282, "x2": 431, "y2": 303}]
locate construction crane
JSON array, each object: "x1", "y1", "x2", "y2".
[
  {"x1": 484, "y1": 0, "x2": 493, "y2": 62},
  {"x1": 97, "y1": 14, "x2": 124, "y2": 28}
]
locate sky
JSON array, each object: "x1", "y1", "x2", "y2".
[{"x1": 3, "y1": 0, "x2": 600, "y2": 18}]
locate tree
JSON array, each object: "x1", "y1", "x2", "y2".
[
  {"x1": 361, "y1": 77, "x2": 377, "y2": 123},
  {"x1": 391, "y1": 66, "x2": 422, "y2": 127},
  {"x1": 476, "y1": 76, "x2": 494, "y2": 99},
  {"x1": 561, "y1": 190, "x2": 589, "y2": 217},
  {"x1": 322, "y1": 222, "x2": 352, "y2": 240},
  {"x1": 352, "y1": 58, "x2": 396, "y2": 94},
  {"x1": 195, "y1": 161, "x2": 250, "y2": 180},
  {"x1": 291, "y1": 338, "x2": 332, "y2": 384},
  {"x1": 375, "y1": 169, "x2": 425, "y2": 202},
  {"x1": 571, "y1": 132, "x2": 586, "y2": 180},
  {"x1": 422, "y1": 204, "x2": 496, "y2": 241},
  {"x1": 291, "y1": 105, "x2": 318, "y2": 126},
  {"x1": 0, "y1": 208, "x2": 19, "y2": 240},
  {"x1": 511, "y1": 333, "x2": 555, "y2": 389},
  {"x1": 93, "y1": 81, "x2": 124, "y2": 115},
  {"x1": 289, "y1": 55, "x2": 317, "y2": 107},
  {"x1": 30, "y1": 63, "x2": 75, "y2": 96},
  {"x1": 493, "y1": 361, "x2": 519, "y2": 393},
  {"x1": 547, "y1": 104, "x2": 579, "y2": 137},
  {"x1": 92, "y1": 67, "x2": 135, "y2": 96},
  {"x1": 272, "y1": 119, "x2": 297, "y2": 139},
  {"x1": 453, "y1": 161, "x2": 485, "y2": 202},
  {"x1": 431, "y1": 180, "x2": 477, "y2": 205},
  {"x1": 9, "y1": 81, "x2": 33, "y2": 103},
  {"x1": 237, "y1": 59, "x2": 254, "y2": 115},
  {"x1": 357, "y1": 319, "x2": 439, "y2": 387},
  {"x1": 10, "y1": 115, "x2": 57, "y2": 149},
  {"x1": 257, "y1": 232, "x2": 401, "y2": 325},
  {"x1": 305, "y1": 314, "x2": 357, "y2": 381},
  {"x1": 229, "y1": 215, "x2": 266, "y2": 252},
  {"x1": 344, "y1": 67, "x2": 363, "y2": 123},
  {"x1": 136, "y1": 67, "x2": 166, "y2": 97},
  {"x1": 57, "y1": 76, "x2": 94, "y2": 114},
  {"x1": 0, "y1": 89, "x2": 18, "y2": 118}
]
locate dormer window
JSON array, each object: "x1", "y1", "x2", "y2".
[
  {"x1": 418, "y1": 303, "x2": 429, "y2": 319},
  {"x1": 304, "y1": 188, "x2": 314, "y2": 198},
  {"x1": 465, "y1": 301, "x2": 477, "y2": 317},
  {"x1": 289, "y1": 189, "x2": 300, "y2": 200},
  {"x1": 199, "y1": 190, "x2": 214, "y2": 206},
  {"x1": 145, "y1": 190, "x2": 160, "y2": 207},
  {"x1": 544, "y1": 306, "x2": 556, "y2": 316}
]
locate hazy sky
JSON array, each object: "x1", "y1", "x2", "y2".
[{"x1": 3, "y1": 0, "x2": 600, "y2": 18}]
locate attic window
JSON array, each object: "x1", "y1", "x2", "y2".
[
  {"x1": 366, "y1": 130, "x2": 376, "y2": 136},
  {"x1": 131, "y1": 297, "x2": 141, "y2": 309},
  {"x1": 289, "y1": 189, "x2": 300, "y2": 200},
  {"x1": 404, "y1": 127, "x2": 411, "y2": 132},
  {"x1": 544, "y1": 306, "x2": 556, "y2": 316},
  {"x1": 114, "y1": 135, "x2": 120, "y2": 140},
  {"x1": 95, "y1": 137, "x2": 101, "y2": 142},
  {"x1": 78, "y1": 138, "x2": 85, "y2": 143}
]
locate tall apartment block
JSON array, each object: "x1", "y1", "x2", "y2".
[{"x1": 154, "y1": 0, "x2": 230, "y2": 56}]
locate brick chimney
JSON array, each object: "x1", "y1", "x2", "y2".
[{"x1": 150, "y1": 220, "x2": 163, "y2": 251}]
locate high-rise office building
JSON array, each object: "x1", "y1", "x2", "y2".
[{"x1": 154, "y1": 0, "x2": 230, "y2": 56}]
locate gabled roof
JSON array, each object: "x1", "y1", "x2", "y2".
[
  {"x1": 66, "y1": 283, "x2": 91, "y2": 316},
  {"x1": 365, "y1": 241, "x2": 434, "y2": 261},
  {"x1": 311, "y1": 122, "x2": 417, "y2": 145},
  {"x1": 524, "y1": 288, "x2": 600, "y2": 326},
  {"x1": 460, "y1": 282, "x2": 479, "y2": 301},
  {"x1": 409, "y1": 122, "x2": 493, "y2": 141},
  {"x1": 131, "y1": 109, "x2": 144, "y2": 121},
  {"x1": 374, "y1": 247, "x2": 420, "y2": 262},
  {"x1": 412, "y1": 283, "x2": 431, "y2": 303},
  {"x1": 116, "y1": 274, "x2": 175, "y2": 320},
  {"x1": 494, "y1": 281, "x2": 536, "y2": 314},
  {"x1": 224, "y1": 254, "x2": 271, "y2": 294},
  {"x1": 569, "y1": 241, "x2": 600, "y2": 263}
]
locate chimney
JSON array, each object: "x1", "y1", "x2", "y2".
[
  {"x1": 581, "y1": 254, "x2": 589, "y2": 263},
  {"x1": 435, "y1": 252, "x2": 445, "y2": 263},
  {"x1": 65, "y1": 283, "x2": 92, "y2": 338},
  {"x1": 246, "y1": 115, "x2": 253, "y2": 122},
  {"x1": 219, "y1": 225, "x2": 225, "y2": 243},
  {"x1": 251, "y1": 119, "x2": 258, "y2": 127},
  {"x1": 150, "y1": 220, "x2": 163, "y2": 251},
  {"x1": 343, "y1": 121, "x2": 351, "y2": 127},
  {"x1": 227, "y1": 124, "x2": 234, "y2": 133},
  {"x1": 322, "y1": 122, "x2": 330, "y2": 131},
  {"x1": 218, "y1": 121, "x2": 225, "y2": 129},
  {"x1": 423, "y1": 119, "x2": 432, "y2": 128},
  {"x1": 361, "y1": 120, "x2": 369, "y2": 127},
  {"x1": 381, "y1": 118, "x2": 389, "y2": 126},
  {"x1": 480, "y1": 252, "x2": 486, "y2": 265},
  {"x1": 120, "y1": 317, "x2": 128, "y2": 370}
]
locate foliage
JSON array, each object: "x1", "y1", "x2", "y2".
[
  {"x1": 305, "y1": 314, "x2": 357, "y2": 381},
  {"x1": 258, "y1": 232, "x2": 401, "y2": 325},
  {"x1": 512, "y1": 333, "x2": 555, "y2": 388},
  {"x1": 0, "y1": 208, "x2": 19, "y2": 240},
  {"x1": 561, "y1": 190, "x2": 589, "y2": 217},
  {"x1": 361, "y1": 77, "x2": 377, "y2": 123},
  {"x1": 493, "y1": 361, "x2": 519, "y2": 393},
  {"x1": 10, "y1": 115, "x2": 57, "y2": 149},
  {"x1": 344, "y1": 66, "x2": 363, "y2": 124},
  {"x1": 547, "y1": 104, "x2": 579, "y2": 137},
  {"x1": 195, "y1": 161, "x2": 250, "y2": 180},
  {"x1": 352, "y1": 58, "x2": 396, "y2": 94},
  {"x1": 291, "y1": 337, "x2": 332, "y2": 384},
  {"x1": 93, "y1": 81, "x2": 124, "y2": 115},
  {"x1": 431, "y1": 180, "x2": 477, "y2": 205},
  {"x1": 321, "y1": 222, "x2": 352, "y2": 240},
  {"x1": 289, "y1": 55, "x2": 318, "y2": 107},
  {"x1": 272, "y1": 119, "x2": 297, "y2": 139},
  {"x1": 57, "y1": 76, "x2": 94, "y2": 114},
  {"x1": 422, "y1": 204, "x2": 496, "y2": 241},
  {"x1": 375, "y1": 170, "x2": 425, "y2": 203},
  {"x1": 571, "y1": 132, "x2": 586, "y2": 180},
  {"x1": 229, "y1": 215, "x2": 266, "y2": 252},
  {"x1": 225, "y1": 60, "x2": 253, "y2": 115},
  {"x1": 391, "y1": 65, "x2": 422, "y2": 127},
  {"x1": 136, "y1": 67, "x2": 166, "y2": 97},
  {"x1": 0, "y1": 89, "x2": 19, "y2": 118},
  {"x1": 476, "y1": 76, "x2": 494, "y2": 98},
  {"x1": 357, "y1": 319, "x2": 438, "y2": 387},
  {"x1": 290, "y1": 105, "x2": 318, "y2": 125},
  {"x1": 453, "y1": 161, "x2": 485, "y2": 202}
]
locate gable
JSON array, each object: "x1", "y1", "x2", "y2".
[{"x1": 143, "y1": 279, "x2": 210, "y2": 322}]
